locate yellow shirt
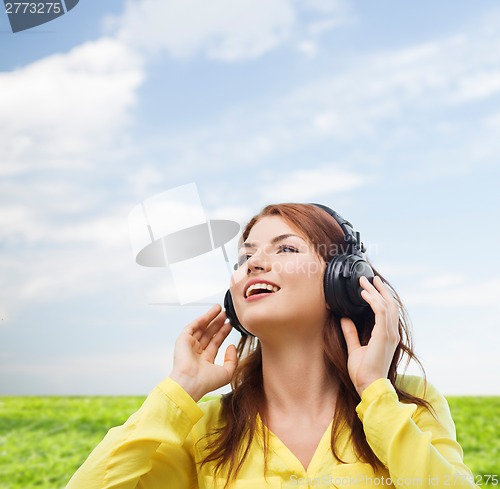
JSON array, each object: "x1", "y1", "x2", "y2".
[{"x1": 66, "y1": 375, "x2": 478, "y2": 489}]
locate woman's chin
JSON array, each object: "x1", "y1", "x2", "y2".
[{"x1": 239, "y1": 314, "x2": 289, "y2": 338}]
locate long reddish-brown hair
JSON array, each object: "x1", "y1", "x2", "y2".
[{"x1": 198, "y1": 203, "x2": 431, "y2": 485}]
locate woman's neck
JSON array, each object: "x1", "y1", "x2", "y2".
[{"x1": 260, "y1": 331, "x2": 338, "y2": 421}]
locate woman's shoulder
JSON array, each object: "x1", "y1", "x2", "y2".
[
  {"x1": 395, "y1": 373, "x2": 458, "y2": 434},
  {"x1": 395, "y1": 373, "x2": 445, "y2": 402}
]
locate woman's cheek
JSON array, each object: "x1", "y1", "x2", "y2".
[{"x1": 287, "y1": 258, "x2": 320, "y2": 279}]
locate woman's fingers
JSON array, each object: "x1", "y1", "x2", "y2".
[
  {"x1": 170, "y1": 305, "x2": 238, "y2": 399},
  {"x1": 181, "y1": 304, "x2": 234, "y2": 364},
  {"x1": 363, "y1": 275, "x2": 392, "y2": 299},
  {"x1": 198, "y1": 309, "x2": 228, "y2": 351},
  {"x1": 185, "y1": 304, "x2": 222, "y2": 340},
  {"x1": 223, "y1": 344, "x2": 238, "y2": 377},
  {"x1": 203, "y1": 321, "x2": 233, "y2": 362},
  {"x1": 361, "y1": 276, "x2": 397, "y2": 313},
  {"x1": 340, "y1": 317, "x2": 361, "y2": 355},
  {"x1": 360, "y1": 276, "x2": 388, "y2": 313},
  {"x1": 360, "y1": 276, "x2": 400, "y2": 339}
]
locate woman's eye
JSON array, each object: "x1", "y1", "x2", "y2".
[{"x1": 278, "y1": 244, "x2": 299, "y2": 253}]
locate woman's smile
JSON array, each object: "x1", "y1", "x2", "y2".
[{"x1": 244, "y1": 279, "x2": 281, "y2": 301}]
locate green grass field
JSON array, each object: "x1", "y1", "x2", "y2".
[{"x1": 0, "y1": 395, "x2": 498, "y2": 489}]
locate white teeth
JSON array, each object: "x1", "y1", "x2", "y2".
[{"x1": 245, "y1": 283, "x2": 280, "y2": 298}]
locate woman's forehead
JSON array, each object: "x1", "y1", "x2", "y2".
[{"x1": 244, "y1": 216, "x2": 307, "y2": 243}]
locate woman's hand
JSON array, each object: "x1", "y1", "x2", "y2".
[
  {"x1": 169, "y1": 304, "x2": 238, "y2": 402},
  {"x1": 340, "y1": 275, "x2": 401, "y2": 397}
]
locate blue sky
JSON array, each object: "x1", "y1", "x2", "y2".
[{"x1": 1, "y1": 0, "x2": 499, "y2": 395}]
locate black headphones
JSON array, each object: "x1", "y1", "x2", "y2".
[{"x1": 223, "y1": 204, "x2": 375, "y2": 336}]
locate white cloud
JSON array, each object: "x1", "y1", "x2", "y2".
[
  {"x1": 0, "y1": 37, "x2": 143, "y2": 174},
  {"x1": 209, "y1": 204, "x2": 252, "y2": 224},
  {"x1": 298, "y1": 0, "x2": 348, "y2": 15},
  {"x1": 0, "y1": 205, "x2": 42, "y2": 243},
  {"x1": 116, "y1": 0, "x2": 295, "y2": 61},
  {"x1": 153, "y1": 25, "x2": 500, "y2": 182},
  {"x1": 300, "y1": 0, "x2": 354, "y2": 34},
  {"x1": 374, "y1": 263, "x2": 434, "y2": 278},
  {"x1": 373, "y1": 266, "x2": 500, "y2": 308},
  {"x1": 296, "y1": 39, "x2": 318, "y2": 57},
  {"x1": 484, "y1": 110, "x2": 500, "y2": 129},
  {"x1": 260, "y1": 166, "x2": 367, "y2": 201},
  {"x1": 307, "y1": 18, "x2": 344, "y2": 35},
  {"x1": 0, "y1": 200, "x2": 130, "y2": 248},
  {"x1": 1, "y1": 245, "x2": 131, "y2": 303},
  {"x1": 111, "y1": 0, "x2": 354, "y2": 62},
  {"x1": 450, "y1": 70, "x2": 500, "y2": 103},
  {"x1": 420, "y1": 274, "x2": 467, "y2": 289},
  {"x1": 126, "y1": 166, "x2": 166, "y2": 199},
  {"x1": 58, "y1": 214, "x2": 132, "y2": 248},
  {"x1": 0, "y1": 26, "x2": 148, "y2": 310},
  {"x1": 0, "y1": 202, "x2": 138, "y2": 307},
  {"x1": 406, "y1": 277, "x2": 500, "y2": 307}
]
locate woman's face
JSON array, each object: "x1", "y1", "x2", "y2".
[{"x1": 230, "y1": 216, "x2": 329, "y2": 337}]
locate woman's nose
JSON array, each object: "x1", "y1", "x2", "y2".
[{"x1": 246, "y1": 251, "x2": 270, "y2": 273}]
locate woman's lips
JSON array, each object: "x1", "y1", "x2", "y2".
[
  {"x1": 244, "y1": 289, "x2": 280, "y2": 302},
  {"x1": 244, "y1": 280, "x2": 280, "y2": 298}
]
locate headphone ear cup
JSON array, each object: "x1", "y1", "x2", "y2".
[
  {"x1": 324, "y1": 254, "x2": 374, "y2": 318},
  {"x1": 223, "y1": 289, "x2": 238, "y2": 327},
  {"x1": 346, "y1": 256, "x2": 374, "y2": 313},
  {"x1": 324, "y1": 254, "x2": 350, "y2": 317},
  {"x1": 223, "y1": 290, "x2": 254, "y2": 336}
]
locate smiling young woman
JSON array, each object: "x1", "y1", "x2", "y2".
[{"x1": 66, "y1": 203, "x2": 478, "y2": 489}]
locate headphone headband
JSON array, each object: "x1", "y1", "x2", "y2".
[{"x1": 310, "y1": 203, "x2": 366, "y2": 254}]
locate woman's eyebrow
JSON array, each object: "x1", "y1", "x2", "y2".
[{"x1": 243, "y1": 233, "x2": 306, "y2": 249}]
